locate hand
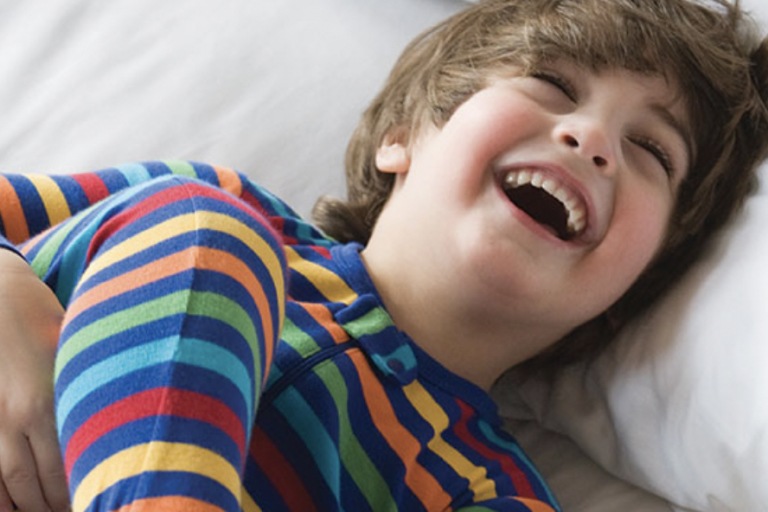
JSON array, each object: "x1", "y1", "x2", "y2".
[{"x1": 0, "y1": 250, "x2": 69, "y2": 512}]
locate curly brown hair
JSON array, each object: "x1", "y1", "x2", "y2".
[{"x1": 312, "y1": 0, "x2": 768, "y2": 372}]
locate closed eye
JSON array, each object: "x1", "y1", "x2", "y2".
[
  {"x1": 630, "y1": 136, "x2": 674, "y2": 177},
  {"x1": 531, "y1": 71, "x2": 577, "y2": 102}
]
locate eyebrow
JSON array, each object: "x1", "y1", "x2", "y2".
[{"x1": 650, "y1": 103, "x2": 694, "y2": 165}]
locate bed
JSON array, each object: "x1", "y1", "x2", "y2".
[{"x1": 1, "y1": 1, "x2": 766, "y2": 510}]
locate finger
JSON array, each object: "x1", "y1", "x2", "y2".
[
  {"x1": 0, "y1": 434, "x2": 47, "y2": 512},
  {"x1": 0, "y1": 477, "x2": 14, "y2": 512},
  {"x1": 29, "y1": 425, "x2": 69, "y2": 512}
]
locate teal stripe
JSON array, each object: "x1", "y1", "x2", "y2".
[
  {"x1": 370, "y1": 344, "x2": 417, "y2": 376},
  {"x1": 317, "y1": 362, "x2": 394, "y2": 509},
  {"x1": 53, "y1": 183, "x2": 158, "y2": 305},
  {"x1": 264, "y1": 360, "x2": 284, "y2": 390},
  {"x1": 478, "y1": 421, "x2": 560, "y2": 508},
  {"x1": 56, "y1": 336, "x2": 253, "y2": 435},
  {"x1": 116, "y1": 162, "x2": 152, "y2": 186},
  {"x1": 274, "y1": 387, "x2": 346, "y2": 512},
  {"x1": 296, "y1": 222, "x2": 332, "y2": 246},
  {"x1": 27, "y1": 207, "x2": 89, "y2": 283},
  {"x1": 57, "y1": 289, "x2": 261, "y2": 391},
  {"x1": 255, "y1": 185, "x2": 294, "y2": 219}
]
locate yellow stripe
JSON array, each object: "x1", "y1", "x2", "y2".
[
  {"x1": 72, "y1": 442, "x2": 241, "y2": 511},
  {"x1": 81, "y1": 213, "x2": 196, "y2": 276},
  {"x1": 27, "y1": 174, "x2": 72, "y2": 226},
  {"x1": 285, "y1": 246, "x2": 357, "y2": 305},
  {"x1": 81, "y1": 211, "x2": 285, "y2": 320},
  {"x1": 198, "y1": 213, "x2": 285, "y2": 324},
  {"x1": 241, "y1": 488, "x2": 262, "y2": 512},
  {"x1": 402, "y1": 383, "x2": 497, "y2": 500}
]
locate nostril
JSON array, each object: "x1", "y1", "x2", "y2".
[
  {"x1": 560, "y1": 132, "x2": 609, "y2": 167},
  {"x1": 563, "y1": 134, "x2": 579, "y2": 148}
]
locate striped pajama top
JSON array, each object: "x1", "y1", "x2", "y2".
[{"x1": 0, "y1": 161, "x2": 559, "y2": 511}]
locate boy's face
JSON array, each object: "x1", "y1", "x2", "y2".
[{"x1": 373, "y1": 61, "x2": 691, "y2": 337}]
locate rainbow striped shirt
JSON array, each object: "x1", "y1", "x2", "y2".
[{"x1": 0, "y1": 161, "x2": 559, "y2": 511}]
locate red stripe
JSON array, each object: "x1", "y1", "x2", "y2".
[
  {"x1": 71, "y1": 173, "x2": 112, "y2": 205},
  {"x1": 84, "y1": 180, "x2": 278, "y2": 262},
  {"x1": 240, "y1": 188, "x2": 285, "y2": 233},
  {"x1": 249, "y1": 426, "x2": 318, "y2": 512},
  {"x1": 64, "y1": 388, "x2": 246, "y2": 474},
  {"x1": 454, "y1": 401, "x2": 536, "y2": 499},
  {"x1": 310, "y1": 245, "x2": 332, "y2": 259}
]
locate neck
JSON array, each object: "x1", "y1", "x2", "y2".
[{"x1": 360, "y1": 240, "x2": 564, "y2": 392}]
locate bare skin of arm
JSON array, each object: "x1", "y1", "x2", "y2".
[{"x1": 0, "y1": 249, "x2": 69, "y2": 512}]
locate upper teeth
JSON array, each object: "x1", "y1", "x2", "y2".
[{"x1": 503, "y1": 169, "x2": 587, "y2": 236}]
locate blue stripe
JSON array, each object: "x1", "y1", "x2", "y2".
[
  {"x1": 478, "y1": 421, "x2": 561, "y2": 509},
  {"x1": 57, "y1": 336, "x2": 253, "y2": 435},
  {"x1": 274, "y1": 386, "x2": 346, "y2": 512},
  {"x1": 71, "y1": 416, "x2": 243, "y2": 489},
  {"x1": 82, "y1": 470, "x2": 239, "y2": 512},
  {"x1": 54, "y1": 183, "x2": 160, "y2": 304},
  {"x1": 55, "y1": 175, "x2": 92, "y2": 214},
  {"x1": 7, "y1": 175, "x2": 48, "y2": 236}
]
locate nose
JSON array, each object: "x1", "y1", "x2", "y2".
[{"x1": 555, "y1": 119, "x2": 615, "y2": 174}]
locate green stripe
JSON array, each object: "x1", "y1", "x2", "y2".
[
  {"x1": 341, "y1": 306, "x2": 392, "y2": 339},
  {"x1": 28, "y1": 208, "x2": 90, "y2": 281},
  {"x1": 187, "y1": 290, "x2": 264, "y2": 393},
  {"x1": 164, "y1": 160, "x2": 199, "y2": 178},
  {"x1": 56, "y1": 290, "x2": 261, "y2": 385},
  {"x1": 280, "y1": 315, "x2": 323, "y2": 357},
  {"x1": 56, "y1": 336, "x2": 255, "y2": 433},
  {"x1": 318, "y1": 362, "x2": 395, "y2": 509}
]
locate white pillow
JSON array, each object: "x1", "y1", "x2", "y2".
[{"x1": 497, "y1": 164, "x2": 768, "y2": 511}]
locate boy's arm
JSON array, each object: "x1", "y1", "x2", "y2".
[
  {"x1": 0, "y1": 160, "x2": 328, "y2": 512},
  {"x1": 0, "y1": 161, "x2": 260, "y2": 511},
  {"x1": 0, "y1": 160, "x2": 333, "y2": 248}
]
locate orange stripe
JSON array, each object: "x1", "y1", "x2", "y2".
[
  {"x1": 300, "y1": 302, "x2": 349, "y2": 344},
  {"x1": 0, "y1": 175, "x2": 31, "y2": 244},
  {"x1": 212, "y1": 165, "x2": 243, "y2": 198},
  {"x1": 65, "y1": 246, "x2": 277, "y2": 366},
  {"x1": 349, "y1": 350, "x2": 452, "y2": 509},
  {"x1": 110, "y1": 496, "x2": 226, "y2": 512}
]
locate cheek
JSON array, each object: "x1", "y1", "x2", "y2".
[
  {"x1": 444, "y1": 89, "x2": 546, "y2": 163},
  {"x1": 610, "y1": 189, "x2": 673, "y2": 283}
]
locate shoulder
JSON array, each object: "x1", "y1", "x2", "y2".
[{"x1": 165, "y1": 161, "x2": 338, "y2": 249}]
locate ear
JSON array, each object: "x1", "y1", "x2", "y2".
[{"x1": 375, "y1": 129, "x2": 410, "y2": 174}]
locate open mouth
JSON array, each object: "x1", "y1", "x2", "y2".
[{"x1": 500, "y1": 169, "x2": 587, "y2": 241}]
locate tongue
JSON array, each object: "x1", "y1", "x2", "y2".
[{"x1": 505, "y1": 184, "x2": 570, "y2": 240}]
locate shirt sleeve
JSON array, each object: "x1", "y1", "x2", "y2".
[{"x1": 0, "y1": 160, "x2": 333, "y2": 249}]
